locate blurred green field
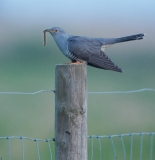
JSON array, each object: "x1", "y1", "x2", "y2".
[
  {"x1": 0, "y1": 33, "x2": 155, "y2": 159},
  {"x1": 1, "y1": 0, "x2": 155, "y2": 159}
]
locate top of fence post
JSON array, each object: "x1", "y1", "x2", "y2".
[{"x1": 55, "y1": 63, "x2": 87, "y2": 160}]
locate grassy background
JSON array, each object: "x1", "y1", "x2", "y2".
[{"x1": 0, "y1": 0, "x2": 155, "y2": 159}]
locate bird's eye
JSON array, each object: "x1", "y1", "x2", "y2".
[{"x1": 55, "y1": 29, "x2": 58, "y2": 32}]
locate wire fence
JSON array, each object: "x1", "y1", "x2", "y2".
[
  {"x1": 0, "y1": 136, "x2": 54, "y2": 160},
  {"x1": 88, "y1": 132, "x2": 155, "y2": 160},
  {"x1": 0, "y1": 132, "x2": 155, "y2": 160},
  {"x1": 0, "y1": 88, "x2": 155, "y2": 159}
]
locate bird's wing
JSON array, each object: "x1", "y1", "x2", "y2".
[{"x1": 68, "y1": 36, "x2": 122, "y2": 72}]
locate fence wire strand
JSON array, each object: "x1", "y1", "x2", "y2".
[
  {"x1": 140, "y1": 133, "x2": 143, "y2": 160},
  {"x1": 88, "y1": 88, "x2": 155, "y2": 94},
  {"x1": 0, "y1": 88, "x2": 155, "y2": 95},
  {"x1": 150, "y1": 133, "x2": 154, "y2": 160},
  {"x1": 97, "y1": 137, "x2": 102, "y2": 160},
  {"x1": 8, "y1": 138, "x2": 11, "y2": 160},
  {"x1": 0, "y1": 90, "x2": 55, "y2": 95},
  {"x1": 130, "y1": 134, "x2": 133, "y2": 160},
  {"x1": 21, "y1": 137, "x2": 24, "y2": 160},
  {"x1": 47, "y1": 140, "x2": 52, "y2": 160},
  {"x1": 110, "y1": 136, "x2": 117, "y2": 160},
  {"x1": 120, "y1": 135, "x2": 126, "y2": 160},
  {"x1": 36, "y1": 140, "x2": 40, "y2": 160},
  {"x1": 90, "y1": 136, "x2": 94, "y2": 160}
]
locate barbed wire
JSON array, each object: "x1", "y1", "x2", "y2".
[{"x1": 0, "y1": 88, "x2": 155, "y2": 95}]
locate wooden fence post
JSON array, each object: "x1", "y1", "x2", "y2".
[{"x1": 55, "y1": 63, "x2": 87, "y2": 160}]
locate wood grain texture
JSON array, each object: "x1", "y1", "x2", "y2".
[{"x1": 55, "y1": 63, "x2": 87, "y2": 160}]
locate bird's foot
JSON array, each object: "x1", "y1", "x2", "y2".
[
  {"x1": 66, "y1": 61, "x2": 83, "y2": 64},
  {"x1": 71, "y1": 61, "x2": 83, "y2": 64}
]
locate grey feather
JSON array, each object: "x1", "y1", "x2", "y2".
[{"x1": 68, "y1": 36, "x2": 122, "y2": 72}]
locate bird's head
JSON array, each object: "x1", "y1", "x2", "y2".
[
  {"x1": 43, "y1": 27, "x2": 68, "y2": 46},
  {"x1": 44, "y1": 27, "x2": 66, "y2": 36}
]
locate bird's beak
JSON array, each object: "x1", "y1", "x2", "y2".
[{"x1": 43, "y1": 29, "x2": 54, "y2": 33}]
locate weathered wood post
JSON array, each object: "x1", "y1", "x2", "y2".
[{"x1": 55, "y1": 63, "x2": 87, "y2": 160}]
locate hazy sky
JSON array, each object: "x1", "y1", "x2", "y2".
[
  {"x1": 1, "y1": 0, "x2": 155, "y2": 32},
  {"x1": 1, "y1": 0, "x2": 155, "y2": 52}
]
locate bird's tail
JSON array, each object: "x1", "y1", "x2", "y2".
[{"x1": 115, "y1": 33, "x2": 145, "y2": 43}]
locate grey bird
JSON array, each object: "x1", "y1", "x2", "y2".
[{"x1": 43, "y1": 27, "x2": 145, "y2": 73}]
